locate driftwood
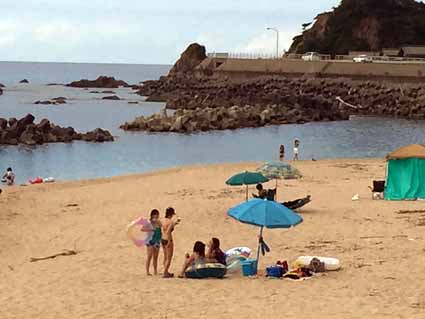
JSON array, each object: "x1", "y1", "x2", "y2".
[
  {"x1": 30, "y1": 249, "x2": 77, "y2": 262},
  {"x1": 396, "y1": 210, "x2": 425, "y2": 215}
]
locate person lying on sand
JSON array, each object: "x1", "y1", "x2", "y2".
[
  {"x1": 206, "y1": 237, "x2": 226, "y2": 266},
  {"x1": 178, "y1": 241, "x2": 206, "y2": 278},
  {"x1": 161, "y1": 207, "x2": 180, "y2": 278}
]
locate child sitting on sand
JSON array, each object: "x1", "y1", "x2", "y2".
[
  {"x1": 178, "y1": 241, "x2": 206, "y2": 278},
  {"x1": 2, "y1": 167, "x2": 15, "y2": 185},
  {"x1": 145, "y1": 209, "x2": 162, "y2": 276},
  {"x1": 206, "y1": 237, "x2": 226, "y2": 266}
]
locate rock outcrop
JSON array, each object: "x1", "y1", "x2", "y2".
[
  {"x1": 34, "y1": 97, "x2": 67, "y2": 105},
  {"x1": 169, "y1": 43, "x2": 207, "y2": 75},
  {"x1": 19, "y1": 79, "x2": 29, "y2": 84},
  {"x1": 102, "y1": 95, "x2": 121, "y2": 100},
  {"x1": 0, "y1": 114, "x2": 114, "y2": 145},
  {"x1": 289, "y1": 0, "x2": 425, "y2": 55},
  {"x1": 67, "y1": 76, "x2": 129, "y2": 88}
]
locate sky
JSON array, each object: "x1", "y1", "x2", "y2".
[{"x1": 1, "y1": 0, "x2": 340, "y2": 64}]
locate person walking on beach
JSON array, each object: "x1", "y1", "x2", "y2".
[
  {"x1": 161, "y1": 207, "x2": 180, "y2": 278},
  {"x1": 279, "y1": 145, "x2": 285, "y2": 161},
  {"x1": 145, "y1": 209, "x2": 162, "y2": 276},
  {"x1": 293, "y1": 139, "x2": 300, "y2": 161}
]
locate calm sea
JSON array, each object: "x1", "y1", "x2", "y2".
[{"x1": 1, "y1": 61, "x2": 425, "y2": 184}]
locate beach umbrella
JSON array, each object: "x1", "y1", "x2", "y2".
[
  {"x1": 257, "y1": 162, "x2": 302, "y2": 200},
  {"x1": 228, "y1": 198, "x2": 303, "y2": 273},
  {"x1": 226, "y1": 171, "x2": 269, "y2": 200}
]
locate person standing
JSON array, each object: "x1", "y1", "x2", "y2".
[
  {"x1": 293, "y1": 139, "x2": 300, "y2": 161},
  {"x1": 279, "y1": 145, "x2": 285, "y2": 161},
  {"x1": 145, "y1": 209, "x2": 162, "y2": 276},
  {"x1": 161, "y1": 207, "x2": 180, "y2": 278}
]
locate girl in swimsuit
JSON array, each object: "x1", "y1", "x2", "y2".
[
  {"x1": 145, "y1": 209, "x2": 162, "y2": 276},
  {"x1": 161, "y1": 207, "x2": 180, "y2": 278},
  {"x1": 178, "y1": 241, "x2": 206, "y2": 278},
  {"x1": 206, "y1": 237, "x2": 226, "y2": 266}
]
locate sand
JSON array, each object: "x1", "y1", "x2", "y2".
[{"x1": 1, "y1": 159, "x2": 425, "y2": 319}]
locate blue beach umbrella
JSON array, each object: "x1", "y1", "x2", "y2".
[{"x1": 228, "y1": 198, "x2": 303, "y2": 273}]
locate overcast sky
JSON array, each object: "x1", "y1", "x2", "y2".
[{"x1": 1, "y1": 0, "x2": 340, "y2": 64}]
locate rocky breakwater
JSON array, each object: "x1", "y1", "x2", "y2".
[
  {"x1": 139, "y1": 72, "x2": 425, "y2": 121},
  {"x1": 120, "y1": 102, "x2": 348, "y2": 133},
  {"x1": 0, "y1": 114, "x2": 114, "y2": 145},
  {"x1": 67, "y1": 76, "x2": 129, "y2": 88},
  {"x1": 137, "y1": 42, "x2": 425, "y2": 123}
]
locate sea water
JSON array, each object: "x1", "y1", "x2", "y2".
[{"x1": 1, "y1": 61, "x2": 425, "y2": 183}]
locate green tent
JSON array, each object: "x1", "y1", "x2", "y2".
[{"x1": 385, "y1": 144, "x2": 425, "y2": 200}]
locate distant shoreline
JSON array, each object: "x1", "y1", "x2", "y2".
[{"x1": 0, "y1": 60, "x2": 172, "y2": 66}]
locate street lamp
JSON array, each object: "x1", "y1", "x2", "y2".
[{"x1": 266, "y1": 27, "x2": 279, "y2": 58}]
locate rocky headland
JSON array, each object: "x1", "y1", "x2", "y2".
[
  {"x1": 0, "y1": 114, "x2": 114, "y2": 145},
  {"x1": 289, "y1": 0, "x2": 425, "y2": 55},
  {"x1": 122, "y1": 42, "x2": 425, "y2": 133}
]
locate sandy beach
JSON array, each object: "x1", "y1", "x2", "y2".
[{"x1": 1, "y1": 159, "x2": 425, "y2": 319}]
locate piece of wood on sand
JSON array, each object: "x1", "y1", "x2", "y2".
[{"x1": 30, "y1": 249, "x2": 77, "y2": 262}]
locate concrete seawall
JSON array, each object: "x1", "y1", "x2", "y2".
[{"x1": 200, "y1": 58, "x2": 425, "y2": 82}]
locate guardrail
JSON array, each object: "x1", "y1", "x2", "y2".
[
  {"x1": 208, "y1": 52, "x2": 280, "y2": 60},
  {"x1": 208, "y1": 52, "x2": 425, "y2": 63}
]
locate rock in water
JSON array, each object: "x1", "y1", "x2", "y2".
[
  {"x1": 0, "y1": 114, "x2": 114, "y2": 145},
  {"x1": 67, "y1": 76, "x2": 129, "y2": 88},
  {"x1": 19, "y1": 79, "x2": 29, "y2": 84},
  {"x1": 34, "y1": 97, "x2": 67, "y2": 105},
  {"x1": 102, "y1": 95, "x2": 121, "y2": 100}
]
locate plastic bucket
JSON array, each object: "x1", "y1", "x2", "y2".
[{"x1": 241, "y1": 259, "x2": 257, "y2": 276}]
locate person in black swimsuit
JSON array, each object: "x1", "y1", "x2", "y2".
[{"x1": 161, "y1": 207, "x2": 180, "y2": 278}]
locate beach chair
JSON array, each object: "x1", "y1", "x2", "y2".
[{"x1": 370, "y1": 180, "x2": 385, "y2": 199}]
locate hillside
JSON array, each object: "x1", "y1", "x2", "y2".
[{"x1": 289, "y1": 0, "x2": 425, "y2": 55}]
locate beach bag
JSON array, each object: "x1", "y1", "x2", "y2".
[{"x1": 266, "y1": 266, "x2": 284, "y2": 278}]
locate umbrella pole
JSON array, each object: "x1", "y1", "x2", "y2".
[
  {"x1": 275, "y1": 179, "x2": 278, "y2": 201},
  {"x1": 256, "y1": 226, "x2": 264, "y2": 275},
  {"x1": 246, "y1": 185, "x2": 248, "y2": 201}
]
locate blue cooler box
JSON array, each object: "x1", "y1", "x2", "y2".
[
  {"x1": 266, "y1": 266, "x2": 283, "y2": 278},
  {"x1": 241, "y1": 259, "x2": 257, "y2": 276}
]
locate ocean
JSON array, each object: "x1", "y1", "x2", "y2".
[{"x1": 1, "y1": 61, "x2": 425, "y2": 184}]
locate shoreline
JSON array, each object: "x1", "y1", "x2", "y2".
[{"x1": 2, "y1": 158, "x2": 383, "y2": 187}]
